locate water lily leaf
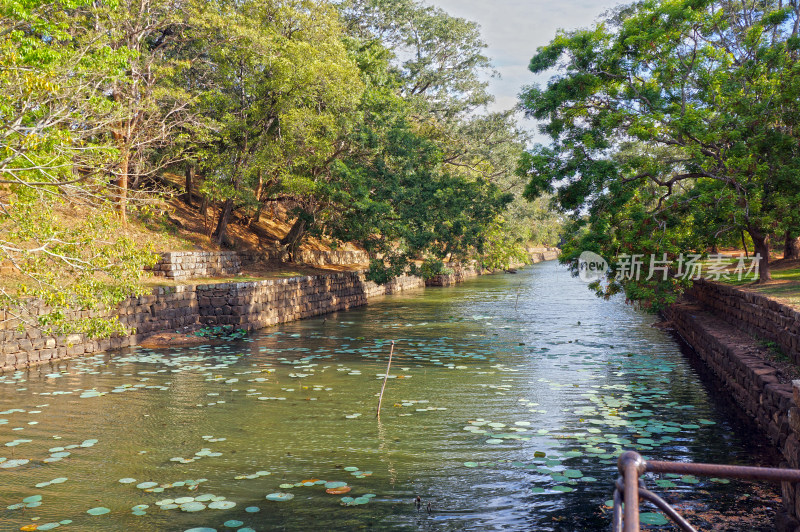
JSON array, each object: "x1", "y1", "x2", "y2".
[
  {"x1": 180, "y1": 501, "x2": 206, "y2": 512},
  {"x1": 639, "y1": 512, "x2": 668, "y2": 525},
  {"x1": 266, "y1": 493, "x2": 294, "y2": 502}
]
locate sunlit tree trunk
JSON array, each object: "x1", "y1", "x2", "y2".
[
  {"x1": 185, "y1": 164, "x2": 194, "y2": 206},
  {"x1": 784, "y1": 229, "x2": 800, "y2": 260},
  {"x1": 749, "y1": 228, "x2": 772, "y2": 283}
]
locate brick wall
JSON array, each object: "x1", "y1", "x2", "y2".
[
  {"x1": 146, "y1": 251, "x2": 258, "y2": 280},
  {"x1": 0, "y1": 270, "x2": 427, "y2": 373},
  {"x1": 666, "y1": 281, "x2": 800, "y2": 531},
  {"x1": 688, "y1": 279, "x2": 800, "y2": 365}
]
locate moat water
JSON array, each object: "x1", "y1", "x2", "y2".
[{"x1": 0, "y1": 261, "x2": 781, "y2": 531}]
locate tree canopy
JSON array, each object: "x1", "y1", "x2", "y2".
[
  {"x1": 519, "y1": 0, "x2": 800, "y2": 309},
  {"x1": 1, "y1": 0, "x2": 562, "y2": 335}
]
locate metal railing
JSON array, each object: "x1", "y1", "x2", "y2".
[{"x1": 612, "y1": 450, "x2": 800, "y2": 531}]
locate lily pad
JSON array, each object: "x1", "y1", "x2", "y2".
[
  {"x1": 180, "y1": 501, "x2": 206, "y2": 512},
  {"x1": 640, "y1": 512, "x2": 669, "y2": 525},
  {"x1": 266, "y1": 492, "x2": 294, "y2": 502},
  {"x1": 208, "y1": 500, "x2": 236, "y2": 510}
]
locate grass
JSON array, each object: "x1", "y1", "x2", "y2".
[{"x1": 709, "y1": 255, "x2": 800, "y2": 309}]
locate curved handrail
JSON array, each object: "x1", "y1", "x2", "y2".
[{"x1": 611, "y1": 451, "x2": 800, "y2": 531}]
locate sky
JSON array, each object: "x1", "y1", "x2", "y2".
[{"x1": 426, "y1": 0, "x2": 625, "y2": 141}]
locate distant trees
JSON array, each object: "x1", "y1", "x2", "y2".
[{"x1": 519, "y1": 0, "x2": 800, "y2": 308}]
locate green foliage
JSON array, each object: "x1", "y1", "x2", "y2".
[
  {"x1": 409, "y1": 259, "x2": 453, "y2": 281},
  {"x1": 0, "y1": 0, "x2": 561, "y2": 336},
  {"x1": 0, "y1": 0, "x2": 160, "y2": 336},
  {"x1": 519, "y1": 0, "x2": 800, "y2": 308}
]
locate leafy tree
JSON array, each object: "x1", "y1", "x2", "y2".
[
  {"x1": 342, "y1": 0, "x2": 493, "y2": 118},
  {"x1": 100, "y1": 0, "x2": 198, "y2": 224},
  {"x1": 191, "y1": 0, "x2": 363, "y2": 248},
  {"x1": 0, "y1": 0, "x2": 158, "y2": 335},
  {"x1": 519, "y1": 0, "x2": 800, "y2": 308}
]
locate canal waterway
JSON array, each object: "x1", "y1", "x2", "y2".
[{"x1": 0, "y1": 261, "x2": 781, "y2": 531}]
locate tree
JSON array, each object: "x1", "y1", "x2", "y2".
[
  {"x1": 101, "y1": 0, "x2": 199, "y2": 224},
  {"x1": 335, "y1": 0, "x2": 542, "y2": 273},
  {"x1": 0, "y1": 0, "x2": 158, "y2": 335},
  {"x1": 519, "y1": 0, "x2": 800, "y2": 307},
  {"x1": 191, "y1": 0, "x2": 363, "y2": 248}
]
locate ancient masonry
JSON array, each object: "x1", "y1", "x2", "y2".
[
  {"x1": 664, "y1": 280, "x2": 800, "y2": 530},
  {"x1": 145, "y1": 247, "x2": 561, "y2": 280},
  {"x1": 0, "y1": 249, "x2": 564, "y2": 373},
  {"x1": 145, "y1": 251, "x2": 258, "y2": 280}
]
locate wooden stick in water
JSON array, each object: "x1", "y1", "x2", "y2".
[{"x1": 376, "y1": 341, "x2": 395, "y2": 419}]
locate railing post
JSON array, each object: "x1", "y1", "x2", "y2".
[
  {"x1": 782, "y1": 380, "x2": 800, "y2": 530},
  {"x1": 618, "y1": 451, "x2": 646, "y2": 532}
]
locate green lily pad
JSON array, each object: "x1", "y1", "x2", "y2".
[
  {"x1": 266, "y1": 493, "x2": 294, "y2": 502},
  {"x1": 640, "y1": 512, "x2": 669, "y2": 525},
  {"x1": 87, "y1": 507, "x2": 111, "y2": 516},
  {"x1": 180, "y1": 501, "x2": 206, "y2": 512},
  {"x1": 208, "y1": 500, "x2": 236, "y2": 510}
]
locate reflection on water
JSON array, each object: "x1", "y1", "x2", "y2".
[{"x1": 0, "y1": 261, "x2": 781, "y2": 531}]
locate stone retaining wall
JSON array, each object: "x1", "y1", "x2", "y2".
[
  {"x1": 527, "y1": 247, "x2": 560, "y2": 263},
  {"x1": 0, "y1": 269, "x2": 436, "y2": 373},
  {"x1": 781, "y1": 381, "x2": 800, "y2": 531},
  {"x1": 0, "y1": 285, "x2": 199, "y2": 370},
  {"x1": 688, "y1": 279, "x2": 800, "y2": 365},
  {"x1": 294, "y1": 249, "x2": 369, "y2": 266},
  {"x1": 425, "y1": 264, "x2": 481, "y2": 287},
  {"x1": 196, "y1": 271, "x2": 425, "y2": 330},
  {"x1": 667, "y1": 281, "x2": 800, "y2": 530},
  {"x1": 664, "y1": 302, "x2": 793, "y2": 446},
  {"x1": 147, "y1": 251, "x2": 258, "y2": 280}
]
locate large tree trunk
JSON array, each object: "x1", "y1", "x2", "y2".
[
  {"x1": 741, "y1": 230, "x2": 748, "y2": 258},
  {"x1": 749, "y1": 228, "x2": 772, "y2": 283},
  {"x1": 280, "y1": 216, "x2": 307, "y2": 262},
  {"x1": 117, "y1": 151, "x2": 129, "y2": 226},
  {"x1": 213, "y1": 199, "x2": 234, "y2": 246},
  {"x1": 784, "y1": 229, "x2": 800, "y2": 260},
  {"x1": 250, "y1": 169, "x2": 264, "y2": 226},
  {"x1": 185, "y1": 164, "x2": 195, "y2": 206}
]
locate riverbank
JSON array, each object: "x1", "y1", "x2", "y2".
[
  {"x1": 0, "y1": 260, "x2": 779, "y2": 532},
  {"x1": 0, "y1": 250, "x2": 559, "y2": 373},
  {"x1": 664, "y1": 279, "x2": 800, "y2": 530}
]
